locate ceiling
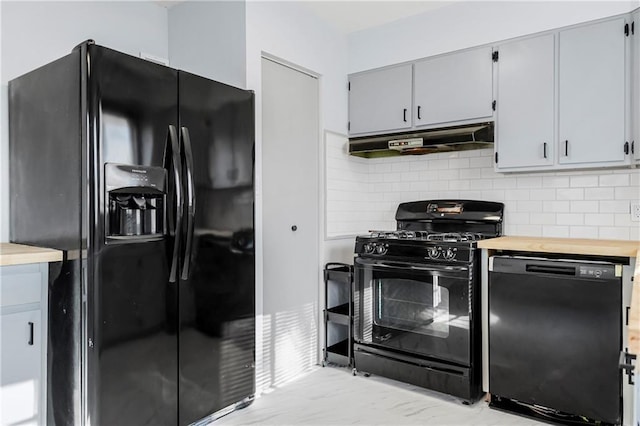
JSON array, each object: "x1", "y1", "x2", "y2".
[
  {"x1": 298, "y1": 1, "x2": 455, "y2": 33},
  {"x1": 156, "y1": 1, "x2": 456, "y2": 34}
]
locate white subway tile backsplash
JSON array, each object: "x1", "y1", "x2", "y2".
[
  {"x1": 480, "y1": 190, "x2": 506, "y2": 201},
  {"x1": 599, "y1": 227, "x2": 631, "y2": 240},
  {"x1": 584, "y1": 213, "x2": 614, "y2": 226},
  {"x1": 570, "y1": 201, "x2": 598, "y2": 213},
  {"x1": 569, "y1": 226, "x2": 599, "y2": 239},
  {"x1": 326, "y1": 145, "x2": 639, "y2": 240},
  {"x1": 516, "y1": 176, "x2": 543, "y2": 188},
  {"x1": 614, "y1": 213, "x2": 633, "y2": 227},
  {"x1": 556, "y1": 188, "x2": 584, "y2": 201},
  {"x1": 556, "y1": 213, "x2": 584, "y2": 226},
  {"x1": 449, "y1": 158, "x2": 470, "y2": 169},
  {"x1": 492, "y1": 178, "x2": 518, "y2": 189},
  {"x1": 530, "y1": 213, "x2": 556, "y2": 225},
  {"x1": 542, "y1": 176, "x2": 570, "y2": 188},
  {"x1": 599, "y1": 173, "x2": 630, "y2": 187},
  {"x1": 460, "y1": 168, "x2": 483, "y2": 179},
  {"x1": 584, "y1": 187, "x2": 614, "y2": 200},
  {"x1": 515, "y1": 225, "x2": 542, "y2": 236},
  {"x1": 504, "y1": 189, "x2": 530, "y2": 201},
  {"x1": 599, "y1": 200, "x2": 630, "y2": 213},
  {"x1": 542, "y1": 226, "x2": 570, "y2": 238},
  {"x1": 469, "y1": 156, "x2": 492, "y2": 168},
  {"x1": 570, "y1": 175, "x2": 598, "y2": 188},
  {"x1": 516, "y1": 201, "x2": 543, "y2": 212},
  {"x1": 543, "y1": 201, "x2": 571, "y2": 213},
  {"x1": 615, "y1": 186, "x2": 640, "y2": 200}
]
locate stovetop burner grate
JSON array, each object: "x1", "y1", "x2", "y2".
[{"x1": 367, "y1": 230, "x2": 489, "y2": 242}]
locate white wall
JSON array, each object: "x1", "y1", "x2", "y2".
[
  {"x1": 245, "y1": 0, "x2": 348, "y2": 392},
  {"x1": 0, "y1": 1, "x2": 169, "y2": 242},
  {"x1": 168, "y1": 0, "x2": 246, "y2": 88},
  {"x1": 348, "y1": 0, "x2": 639, "y2": 73},
  {"x1": 326, "y1": 0, "x2": 640, "y2": 242}
]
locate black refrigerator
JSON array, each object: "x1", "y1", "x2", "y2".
[{"x1": 9, "y1": 41, "x2": 255, "y2": 426}]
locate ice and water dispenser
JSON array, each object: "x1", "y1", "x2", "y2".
[{"x1": 105, "y1": 163, "x2": 167, "y2": 242}]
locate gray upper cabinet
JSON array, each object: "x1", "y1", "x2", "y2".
[
  {"x1": 558, "y1": 17, "x2": 628, "y2": 166},
  {"x1": 348, "y1": 64, "x2": 412, "y2": 135},
  {"x1": 632, "y1": 10, "x2": 640, "y2": 163},
  {"x1": 495, "y1": 34, "x2": 555, "y2": 170},
  {"x1": 413, "y1": 46, "x2": 493, "y2": 127}
]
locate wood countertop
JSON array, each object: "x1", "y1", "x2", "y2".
[
  {"x1": 0, "y1": 243, "x2": 63, "y2": 266},
  {"x1": 477, "y1": 236, "x2": 640, "y2": 258}
]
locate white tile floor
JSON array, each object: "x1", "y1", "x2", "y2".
[{"x1": 215, "y1": 366, "x2": 545, "y2": 425}]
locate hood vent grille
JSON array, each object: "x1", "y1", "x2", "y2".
[{"x1": 349, "y1": 122, "x2": 494, "y2": 158}]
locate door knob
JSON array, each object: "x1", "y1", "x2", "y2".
[{"x1": 291, "y1": 225, "x2": 297, "y2": 232}]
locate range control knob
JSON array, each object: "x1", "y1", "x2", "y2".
[
  {"x1": 443, "y1": 248, "x2": 456, "y2": 260},
  {"x1": 428, "y1": 247, "x2": 440, "y2": 259},
  {"x1": 375, "y1": 244, "x2": 388, "y2": 255},
  {"x1": 364, "y1": 243, "x2": 375, "y2": 253}
]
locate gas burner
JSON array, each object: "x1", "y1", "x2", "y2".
[
  {"x1": 369, "y1": 230, "x2": 431, "y2": 240},
  {"x1": 426, "y1": 232, "x2": 485, "y2": 242}
]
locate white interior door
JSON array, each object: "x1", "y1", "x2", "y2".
[{"x1": 261, "y1": 57, "x2": 319, "y2": 388}]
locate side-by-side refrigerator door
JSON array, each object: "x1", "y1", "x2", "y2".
[
  {"x1": 177, "y1": 71, "x2": 255, "y2": 425},
  {"x1": 86, "y1": 44, "x2": 179, "y2": 426}
]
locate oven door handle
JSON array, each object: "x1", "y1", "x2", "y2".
[{"x1": 356, "y1": 257, "x2": 468, "y2": 273}]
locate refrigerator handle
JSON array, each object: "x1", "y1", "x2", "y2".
[
  {"x1": 167, "y1": 125, "x2": 183, "y2": 283},
  {"x1": 180, "y1": 126, "x2": 196, "y2": 281}
]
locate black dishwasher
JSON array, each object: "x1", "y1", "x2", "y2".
[{"x1": 489, "y1": 255, "x2": 622, "y2": 425}]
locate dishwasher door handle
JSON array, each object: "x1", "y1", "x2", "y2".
[{"x1": 525, "y1": 264, "x2": 576, "y2": 276}]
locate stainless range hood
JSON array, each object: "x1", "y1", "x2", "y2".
[{"x1": 349, "y1": 122, "x2": 494, "y2": 158}]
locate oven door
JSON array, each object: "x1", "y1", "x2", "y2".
[{"x1": 354, "y1": 256, "x2": 473, "y2": 366}]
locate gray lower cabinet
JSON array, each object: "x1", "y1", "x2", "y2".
[{"x1": 0, "y1": 263, "x2": 48, "y2": 426}]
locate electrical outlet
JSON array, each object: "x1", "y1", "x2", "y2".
[{"x1": 631, "y1": 203, "x2": 640, "y2": 222}]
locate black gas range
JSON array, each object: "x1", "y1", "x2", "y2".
[{"x1": 352, "y1": 200, "x2": 504, "y2": 403}]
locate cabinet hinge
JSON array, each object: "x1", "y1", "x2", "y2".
[
  {"x1": 492, "y1": 100, "x2": 496, "y2": 111},
  {"x1": 494, "y1": 152, "x2": 499, "y2": 164},
  {"x1": 624, "y1": 141, "x2": 630, "y2": 155},
  {"x1": 625, "y1": 23, "x2": 630, "y2": 37},
  {"x1": 492, "y1": 51, "x2": 499, "y2": 62}
]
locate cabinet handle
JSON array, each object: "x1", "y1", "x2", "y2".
[
  {"x1": 564, "y1": 140, "x2": 569, "y2": 156},
  {"x1": 543, "y1": 142, "x2": 547, "y2": 159},
  {"x1": 28, "y1": 322, "x2": 34, "y2": 346},
  {"x1": 417, "y1": 106, "x2": 421, "y2": 120},
  {"x1": 403, "y1": 108, "x2": 407, "y2": 122},
  {"x1": 624, "y1": 141, "x2": 630, "y2": 155}
]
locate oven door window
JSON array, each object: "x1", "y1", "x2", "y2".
[
  {"x1": 354, "y1": 259, "x2": 472, "y2": 365},
  {"x1": 374, "y1": 276, "x2": 449, "y2": 339}
]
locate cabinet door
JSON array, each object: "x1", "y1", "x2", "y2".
[
  {"x1": 558, "y1": 17, "x2": 627, "y2": 165},
  {"x1": 348, "y1": 64, "x2": 412, "y2": 135},
  {"x1": 496, "y1": 34, "x2": 555, "y2": 170},
  {"x1": 1, "y1": 310, "x2": 42, "y2": 426},
  {"x1": 632, "y1": 11, "x2": 640, "y2": 163},
  {"x1": 414, "y1": 46, "x2": 493, "y2": 127}
]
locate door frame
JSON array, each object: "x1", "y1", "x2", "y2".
[{"x1": 257, "y1": 52, "x2": 323, "y2": 392}]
